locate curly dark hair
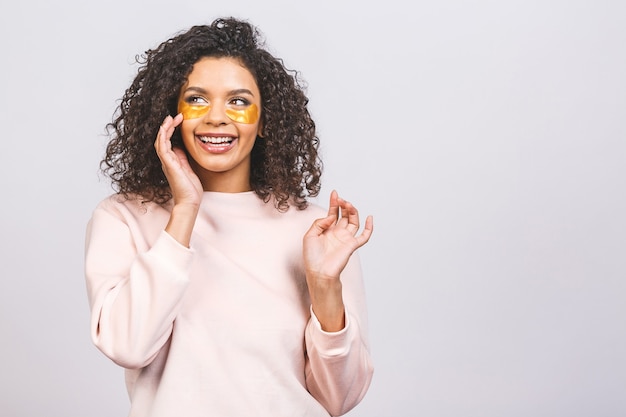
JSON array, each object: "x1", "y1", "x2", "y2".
[{"x1": 101, "y1": 17, "x2": 322, "y2": 211}]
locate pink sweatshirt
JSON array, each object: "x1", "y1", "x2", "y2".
[{"x1": 85, "y1": 191, "x2": 373, "y2": 417}]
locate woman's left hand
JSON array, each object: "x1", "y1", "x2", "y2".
[{"x1": 303, "y1": 190, "x2": 373, "y2": 331}]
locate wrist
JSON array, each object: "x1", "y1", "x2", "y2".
[
  {"x1": 308, "y1": 279, "x2": 345, "y2": 332},
  {"x1": 171, "y1": 202, "x2": 200, "y2": 216},
  {"x1": 165, "y1": 203, "x2": 200, "y2": 248}
]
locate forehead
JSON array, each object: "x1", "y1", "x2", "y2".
[{"x1": 184, "y1": 56, "x2": 259, "y2": 94}]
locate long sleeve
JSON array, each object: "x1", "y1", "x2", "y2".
[
  {"x1": 84, "y1": 192, "x2": 373, "y2": 417},
  {"x1": 85, "y1": 199, "x2": 193, "y2": 369},
  {"x1": 304, "y1": 252, "x2": 374, "y2": 416}
]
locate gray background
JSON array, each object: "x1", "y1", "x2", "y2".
[{"x1": 1, "y1": 0, "x2": 625, "y2": 416}]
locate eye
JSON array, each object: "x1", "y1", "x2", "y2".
[
  {"x1": 230, "y1": 97, "x2": 250, "y2": 107},
  {"x1": 185, "y1": 95, "x2": 209, "y2": 106}
]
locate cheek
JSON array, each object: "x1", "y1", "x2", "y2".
[
  {"x1": 179, "y1": 122, "x2": 196, "y2": 144},
  {"x1": 178, "y1": 101, "x2": 210, "y2": 120},
  {"x1": 225, "y1": 104, "x2": 260, "y2": 124},
  {"x1": 241, "y1": 122, "x2": 261, "y2": 140}
]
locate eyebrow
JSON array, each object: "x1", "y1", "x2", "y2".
[{"x1": 182, "y1": 86, "x2": 256, "y2": 97}]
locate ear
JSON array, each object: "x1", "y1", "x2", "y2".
[{"x1": 257, "y1": 119, "x2": 264, "y2": 138}]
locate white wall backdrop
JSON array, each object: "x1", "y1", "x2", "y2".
[{"x1": 1, "y1": 1, "x2": 624, "y2": 416}]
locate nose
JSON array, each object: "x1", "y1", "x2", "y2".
[{"x1": 202, "y1": 102, "x2": 229, "y2": 125}]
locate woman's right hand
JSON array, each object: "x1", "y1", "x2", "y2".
[
  {"x1": 155, "y1": 114, "x2": 203, "y2": 247},
  {"x1": 155, "y1": 114, "x2": 203, "y2": 208}
]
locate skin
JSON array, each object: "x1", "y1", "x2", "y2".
[
  {"x1": 155, "y1": 56, "x2": 374, "y2": 332},
  {"x1": 177, "y1": 57, "x2": 262, "y2": 192}
]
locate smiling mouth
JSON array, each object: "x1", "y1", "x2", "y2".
[{"x1": 197, "y1": 136, "x2": 235, "y2": 145}]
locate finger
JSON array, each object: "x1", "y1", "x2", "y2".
[
  {"x1": 169, "y1": 113, "x2": 184, "y2": 132},
  {"x1": 342, "y1": 200, "x2": 360, "y2": 235},
  {"x1": 327, "y1": 190, "x2": 340, "y2": 220},
  {"x1": 334, "y1": 198, "x2": 359, "y2": 235},
  {"x1": 155, "y1": 116, "x2": 173, "y2": 152},
  {"x1": 304, "y1": 215, "x2": 335, "y2": 238},
  {"x1": 334, "y1": 197, "x2": 345, "y2": 225},
  {"x1": 163, "y1": 114, "x2": 183, "y2": 140},
  {"x1": 156, "y1": 114, "x2": 183, "y2": 156},
  {"x1": 354, "y1": 215, "x2": 374, "y2": 248},
  {"x1": 172, "y1": 147, "x2": 192, "y2": 171},
  {"x1": 162, "y1": 113, "x2": 183, "y2": 130}
]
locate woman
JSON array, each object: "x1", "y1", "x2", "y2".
[{"x1": 85, "y1": 16, "x2": 374, "y2": 417}]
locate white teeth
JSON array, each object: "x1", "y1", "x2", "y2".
[{"x1": 198, "y1": 136, "x2": 233, "y2": 144}]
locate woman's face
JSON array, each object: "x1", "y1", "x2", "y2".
[{"x1": 178, "y1": 56, "x2": 262, "y2": 192}]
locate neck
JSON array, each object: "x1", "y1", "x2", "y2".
[{"x1": 200, "y1": 173, "x2": 252, "y2": 193}]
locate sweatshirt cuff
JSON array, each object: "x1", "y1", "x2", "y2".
[
  {"x1": 308, "y1": 305, "x2": 354, "y2": 357},
  {"x1": 149, "y1": 230, "x2": 195, "y2": 276}
]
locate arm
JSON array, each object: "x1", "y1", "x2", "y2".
[
  {"x1": 85, "y1": 209, "x2": 193, "y2": 369},
  {"x1": 85, "y1": 114, "x2": 204, "y2": 368},
  {"x1": 303, "y1": 191, "x2": 374, "y2": 415},
  {"x1": 156, "y1": 114, "x2": 203, "y2": 248},
  {"x1": 304, "y1": 253, "x2": 374, "y2": 416}
]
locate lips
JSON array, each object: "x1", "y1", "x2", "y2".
[
  {"x1": 196, "y1": 134, "x2": 237, "y2": 154},
  {"x1": 198, "y1": 135, "x2": 234, "y2": 145}
]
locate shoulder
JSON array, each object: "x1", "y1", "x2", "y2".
[
  {"x1": 300, "y1": 201, "x2": 327, "y2": 218},
  {"x1": 92, "y1": 193, "x2": 171, "y2": 221},
  {"x1": 88, "y1": 193, "x2": 172, "y2": 245},
  {"x1": 279, "y1": 199, "x2": 327, "y2": 226}
]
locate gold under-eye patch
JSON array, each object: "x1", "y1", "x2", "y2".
[{"x1": 178, "y1": 100, "x2": 259, "y2": 124}]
